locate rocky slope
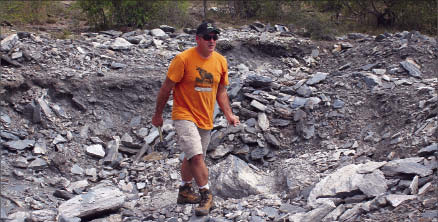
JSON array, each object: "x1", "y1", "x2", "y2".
[{"x1": 0, "y1": 23, "x2": 437, "y2": 222}]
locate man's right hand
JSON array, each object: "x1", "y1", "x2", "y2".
[{"x1": 152, "y1": 113, "x2": 163, "y2": 127}]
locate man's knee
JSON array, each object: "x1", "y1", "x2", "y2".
[{"x1": 189, "y1": 154, "x2": 203, "y2": 161}]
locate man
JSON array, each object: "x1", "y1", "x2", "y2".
[{"x1": 151, "y1": 21, "x2": 240, "y2": 216}]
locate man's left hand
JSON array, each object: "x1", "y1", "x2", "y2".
[{"x1": 228, "y1": 115, "x2": 240, "y2": 126}]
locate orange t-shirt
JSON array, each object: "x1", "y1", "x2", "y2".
[{"x1": 167, "y1": 47, "x2": 229, "y2": 130}]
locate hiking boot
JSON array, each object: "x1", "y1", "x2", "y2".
[
  {"x1": 177, "y1": 183, "x2": 201, "y2": 204},
  {"x1": 195, "y1": 188, "x2": 213, "y2": 216}
]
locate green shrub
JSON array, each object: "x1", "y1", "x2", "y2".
[{"x1": 77, "y1": 0, "x2": 193, "y2": 30}]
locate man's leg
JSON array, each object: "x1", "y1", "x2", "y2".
[
  {"x1": 181, "y1": 157, "x2": 193, "y2": 182},
  {"x1": 187, "y1": 154, "x2": 208, "y2": 187},
  {"x1": 193, "y1": 129, "x2": 213, "y2": 216},
  {"x1": 175, "y1": 120, "x2": 204, "y2": 204}
]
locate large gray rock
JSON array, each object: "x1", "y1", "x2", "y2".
[
  {"x1": 308, "y1": 164, "x2": 387, "y2": 207},
  {"x1": 210, "y1": 155, "x2": 275, "y2": 198},
  {"x1": 58, "y1": 183, "x2": 126, "y2": 218}
]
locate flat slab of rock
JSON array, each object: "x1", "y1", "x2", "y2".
[
  {"x1": 382, "y1": 158, "x2": 432, "y2": 177},
  {"x1": 3, "y1": 139, "x2": 35, "y2": 150},
  {"x1": 386, "y1": 194, "x2": 417, "y2": 207},
  {"x1": 58, "y1": 183, "x2": 126, "y2": 218},
  {"x1": 418, "y1": 143, "x2": 437, "y2": 157}
]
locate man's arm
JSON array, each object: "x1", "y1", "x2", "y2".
[
  {"x1": 152, "y1": 77, "x2": 176, "y2": 127},
  {"x1": 217, "y1": 84, "x2": 240, "y2": 126}
]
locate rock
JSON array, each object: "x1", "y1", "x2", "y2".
[
  {"x1": 386, "y1": 194, "x2": 417, "y2": 207},
  {"x1": 145, "y1": 128, "x2": 159, "y2": 144},
  {"x1": 85, "y1": 144, "x2": 106, "y2": 158},
  {"x1": 418, "y1": 143, "x2": 437, "y2": 157},
  {"x1": 31, "y1": 209, "x2": 57, "y2": 222},
  {"x1": 210, "y1": 155, "x2": 274, "y2": 198},
  {"x1": 250, "y1": 147, "x2": 269, "y2": 160},
  {"x1": 322, "y1": 204, "x2": 345, "y2": 221},
  {"x1": 300, "y1": 203, "x2": 335, "y2": 222},
  {"x1": 3, "y1": 139, "x2": 35, "y2": 150},
  {"x1": 409, "y1": 175, "x2": 419, "y2": 194},
  {"x1": 306, "y1": 72, "x2": 328, "y2": 85},
  {"x1": 209, "y1": 129, "x2": 228, "y2": 151},
  {"x1": 400, "y1": 60, "x2": 422, "y2": 78},
  {"x1": 264, "y1": 133, "x2": 280, "y2": 148},
  {"x1": 159, "y1": 25, "x2": 175, "y2": 33},
  {"x1": 357, "y1": 161, "x2": 387, "y2": 174},
  {"x1": 150, "y1": 28, "x2": 166, "y2": 37},
  {"x1": 338, "y1": 203, "x2": 362, "y2": 221},
  {"x1": 33, "y1": 139, "x2": 47, "y2": 154},
  {"x1": 262, "y1": 206, "x2": 279, "y2": 219},
  {"x1": 246, "y1": 75, "x2": 273, "y2": 88},
  {"x1": 58, "y1": 183, "x2": 126, "y2": 218},
  {"x1": 296, "y1": 85, "x2": 312, "y2": 97},
  {"x1": 250, "y1": 100, "x2": 266, "y2": 112},
  {"x1": 348, "y1": 33, "x2": 367, "y2": 40},
  {"x1": 291, "y1": 97, "x2": 308, "y2": 109},
  {"x1": 382, "y1": 158, "x2": 433, "y2": 177},
  {"x1": 209, "y1": 144, "x2": 233, "y2": 159},
  {"x1": 296, "y1": 120, "x2": 314, "y2": 139},
  {"x1": 332, "y1": 99, "x2": 345, "y2": 109},
  {"x1": 110, "y1": 62, "x2": 127, "y2": 69},
  {"x1": 104, "y1": 138, "x2": 120, "y2": 166},
  {"x1": 28, "y1": 158, "x2": 48, "y2": 170},
  {"x1": 109, "y1": 37, "x2": 133, "y2": 50},
  {"x1": 53, "y1": 190, "x2": 74, "y2": 200},
  {"x1": 270, "y1": 118, "x2": 290, "y2": 127},
  {"x1": 1, "y1": 34, "x2": 19, "y2": 51},
  {"x1": 99, "y1": 30, "x2": 122, "y2": 37},
  {"x1": 308, "y1": 164, "x2": 387, "y2": 207},
  {"x1": 418, "y1": 182, "x2": 433, "y2": 195},
  {"x1": 71, "y1": 164, "x2": 84, "y2": 175},
  {"x1": 257, "y1": 112, "x2": 269, "y2": 131},
  {"x1": 52, "y1": 135, "x2": 67, "y2": 145},
  {"x1": 279, "y1": 203, "x2": 306, "y2": 214},
  {"x1": 237, "y1": 63, "x2": 249, "y2": 72}
]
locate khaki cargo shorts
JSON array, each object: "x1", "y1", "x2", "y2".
[{"x1": 174, "y1": 120, "x2": 211, "y2": 160}]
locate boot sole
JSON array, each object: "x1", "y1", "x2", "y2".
[
  {"x1": 194, "y1": 202, "x2": 215, "y2": 216},
  {"x1": 177, "y1": 197, "x2": 200, "y2": 204}
]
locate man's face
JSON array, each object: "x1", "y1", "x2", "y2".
[{"x1": 196, "y1": 33, "x2": 218, "y2": 56}]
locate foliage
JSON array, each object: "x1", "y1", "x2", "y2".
[
  {"x1": 76, "y1": 0, "x2": 193, "y2": 30},
  {"x1": 311, "y1": 0, "x2": 437, "y2": 35}
]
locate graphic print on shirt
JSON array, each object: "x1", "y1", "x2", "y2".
[{"x1": 195, "y1": 67, "x2": 214, "y2": 92}]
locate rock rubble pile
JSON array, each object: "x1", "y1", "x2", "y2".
[{"x1": 1, "y1": 22, "x2": 437, "y2": 222}]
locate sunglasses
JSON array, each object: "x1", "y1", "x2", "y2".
[{"x1": 200, "y1": 34, "x2": 218, "y2": 41}]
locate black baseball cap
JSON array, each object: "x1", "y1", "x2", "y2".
[{"x1": 196, "y1": 22, "x2": 220, "y2": 35}]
